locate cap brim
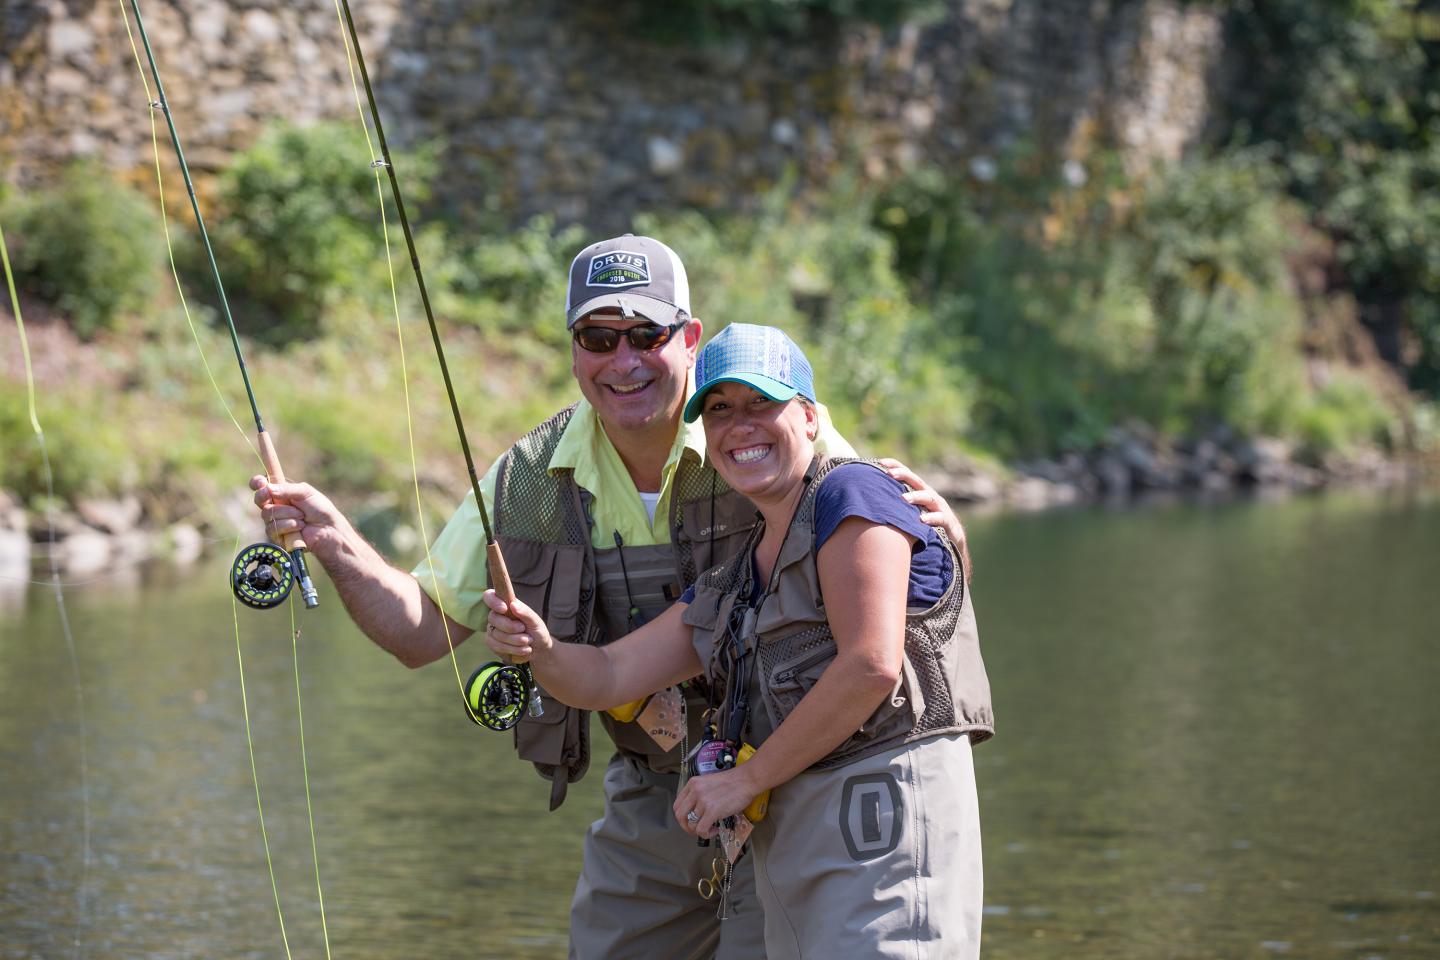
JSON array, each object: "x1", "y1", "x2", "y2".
[
  {"x1": 567, "y1": 293, "x2": 682, "y2": 328},
  {"x1": 683, "y1": 374, "x2": 800, "y2": 423}
]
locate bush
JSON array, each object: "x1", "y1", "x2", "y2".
[
  {"x1": 427, "y1": 215, "x2": 587, "y2": 348},
  {"x1": 1292, "y1": 372, "x2": 1396, "y2": 459},
  {"x1": 203, "y1": 121, "x2": 436, "y2": 346},
  {"x1": 0, "y1": 381, "x2": 131, "y2": 501},
  {"x1": 2, "y1": 163, "x2": 164, "y2": 338},
  {"x1": 1115, "y1": 151, "x2": 1307, "y2": 431},
  {"x1": 1218, "y1": 0, "x2": 1440, "y2": 395},
  {"x1": 877, "y1": 149, "x2": 1320, "y2": 457}
]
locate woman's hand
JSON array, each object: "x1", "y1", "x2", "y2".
[
  {"x1": 674, "y1": 766, "x2": 761, "y2": 838},
  {"x1": 481, "y1": 590, "x2": 552, "y2": 663},
  {"x1": 878, "y1": 458, "x2": 973, "y2": 581}
]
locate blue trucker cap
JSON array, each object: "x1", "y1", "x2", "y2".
[{"x1": 683, "y1": 323, "x2": 817, "y2": 423}]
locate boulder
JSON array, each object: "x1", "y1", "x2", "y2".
[
  {"x1": 1091, "y1": 452, "x2": 1132, "y2": 495},
  {"x1": 1234, "y1": 437, "x2": 1294, "y2": 486},
  {"x1": 76, "y1": 495, "x2": 143, "y2": 534},
  {"x1": 56, "y1": 527, "x2": 112, "y2": 575},
  {"x1": 0, "y1": 528, "x2": 30, "y2": 573},
  {"x1": 168, "y1": 523, "x2": 206, "y2": 565}
]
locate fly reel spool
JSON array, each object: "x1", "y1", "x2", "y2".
[
  {"x1": 230, "y1": 542, "x2": 296, "y2": 609},
  {"x1": 463, "y1": 662, "x2": 533, "y2": 731}
]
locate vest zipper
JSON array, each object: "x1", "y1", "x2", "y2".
[{"x1": 771, "y1": 646, "x2": 833, "y2": 686}]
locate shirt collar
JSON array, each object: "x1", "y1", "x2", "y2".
[{"x1": 548, "y1": 371, "x2": 705, "y2": 482}]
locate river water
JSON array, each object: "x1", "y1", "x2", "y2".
[{"x1": 2, "y1": 487, "x2": 1437, "y2": 959}]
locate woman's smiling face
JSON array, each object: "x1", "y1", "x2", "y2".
[{"x1": 700, "y1": 381, "x2": 818, "y2": 507}]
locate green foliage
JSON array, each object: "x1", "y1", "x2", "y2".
[
  {"x1": 878, "y1": 150, "x2": 1317, "y2": 457},
  {"x1": 204, "y1": 122, "x2": 434, "y2": 346},
  {"x1": 1116, "y1": 152, "x2": 1306, "y2": 430},
  {"x1": 1219, "y1": 0, "x2": 1440, "y2": 393},
  {"x1": 1, "y1": 164, "x2": 163, "y2": 338},
  {"x1": 1292, "y1": 372, "x2": 1396, "y2": 458},
  {"x1": 426, "y1": 215, "x2": 587, "y2": 349},
  {"x1": 0, "y1": 381, "x2": 131, "y2": 501}
]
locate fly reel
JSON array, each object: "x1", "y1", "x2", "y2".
[
  {"x1": 463, "y1": 662, "x2": 532, "y2": 731},
  {"x1": 231, "y1": 542, "x2": 295, "y2": 609}
]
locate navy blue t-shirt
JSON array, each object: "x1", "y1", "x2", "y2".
[{"x1": 679, "y1": 462, "x2": 953, "y2": 607}]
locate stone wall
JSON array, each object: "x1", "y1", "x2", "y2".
[{"x1": 1, "y1": 0, "x2": 1222, "y2": 228}]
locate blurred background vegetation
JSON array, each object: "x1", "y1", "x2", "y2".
[{"x1": 3, "y1": 0, "x2": 1439, "y2": 536}]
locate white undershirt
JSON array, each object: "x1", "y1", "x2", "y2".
[{"x1": 638, "y1": 491, "x2": 662, "y2": 524}]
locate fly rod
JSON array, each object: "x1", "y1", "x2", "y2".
[
  {"x1": 127, "y1": 0, "x2": 318, "y2": 610},
  {"x1": 336, "y1": 0, "x2": 541, "y2": 729}
]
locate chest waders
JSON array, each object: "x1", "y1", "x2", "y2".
[{"x1": 484, "y1": 405, "x2": 761, "y2": 809}]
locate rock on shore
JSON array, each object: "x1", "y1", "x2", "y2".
[
  {"x1": 929, "y1": 424, "x2": 1415, "y2": 511},
  {"x1": 0, "y1": 435, "x2": 1424, "y2": 574}
]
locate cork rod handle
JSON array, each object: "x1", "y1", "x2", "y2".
[
  {"x1": 257, "y1": 430, "x2": 308, "y2": 553},
  {"x1": 487, "y1": 542, "x2": 516, "y2": 607}
]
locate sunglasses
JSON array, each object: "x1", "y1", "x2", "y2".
[{"x1": 572, "y1": 320, "x2": 687, "y2": 354}]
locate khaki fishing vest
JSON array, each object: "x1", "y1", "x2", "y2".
[
  {"x1": 492, "y1": 404, "x2": 760, "y2": 808},
  {"x1": 682, "y1": 457, "x2": 994, "y2": 771}
]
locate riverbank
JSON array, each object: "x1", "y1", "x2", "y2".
[{"x1": 3, "y1": 432, "x2": 1430, "y2": 578}]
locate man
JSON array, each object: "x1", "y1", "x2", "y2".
[{"x1": 252, "y1": 234, "x2": 963, "y2": 959}]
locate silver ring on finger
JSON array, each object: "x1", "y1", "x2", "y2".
[{"x1": 687, "y1": 810, "x2": 700, "y2": 824}]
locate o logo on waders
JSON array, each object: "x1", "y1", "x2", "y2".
[{"x1": 839, "y1": 773, "x2": 903, "y2": 861}]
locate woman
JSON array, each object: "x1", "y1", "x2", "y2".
[{"x1": 483, "y1": 323, "x2": 993, "y2": 958}]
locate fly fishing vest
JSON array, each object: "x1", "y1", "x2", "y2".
[
  {"x1": 492, "y1": 404, "x2": 760, "y2": 808},
  {"x1": 682, "y1": 457, "x2": 994, "y2": 771}
]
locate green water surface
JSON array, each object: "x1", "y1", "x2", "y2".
[{"x1": 2, "y1": 488, "x2": 1437, "y2": 958}]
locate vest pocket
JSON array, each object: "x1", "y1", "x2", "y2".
[
  {"x1": 680, "y1": 495, "x2": 760, "y2": 574},
  {"x1": 764, "y1": 644, "x2": 919, "y2": 762},
  {"x1": 764, "y1": 644, "x2": 836, "y2": 728},
  {"x1": 500, "y1": 539, "x2": 583, "y2": 640},
  {"x1": 681, "y1": 585, "x2": 736, "y2": 678},
  {"x1": 514, "y1": 691, "x2": 571, "y2": 763}
]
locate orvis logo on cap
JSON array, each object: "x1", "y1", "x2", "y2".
[{"x1": 588, "y1": 252, "x2": 651, "y2": 289}]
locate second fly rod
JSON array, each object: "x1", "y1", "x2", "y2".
[
  {"x1": 127, "y1": 0, "x2": 318, "y2": 611},
  {"x1": 336, "y1": 0, "x2": 542, "y2": 730}
]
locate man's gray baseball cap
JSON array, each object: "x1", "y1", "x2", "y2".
[{"x1": 565, "y1": 234, "x2": 692, "y2": 328}]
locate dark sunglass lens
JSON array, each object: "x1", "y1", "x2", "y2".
[
  {"x1": 575, "y1": 327, "x2": 621, "y2": 352},
  {"x1": 630, "y1": 325, "x2": 676, "y2": 350}
]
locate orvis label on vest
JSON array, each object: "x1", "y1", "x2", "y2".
[{"x1": 636, "y1": 685, "x2": 684, "y2": 751}]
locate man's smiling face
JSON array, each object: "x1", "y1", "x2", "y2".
[{"x1": 570, "y1": 312, "x2": 702, "y2": 437}]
